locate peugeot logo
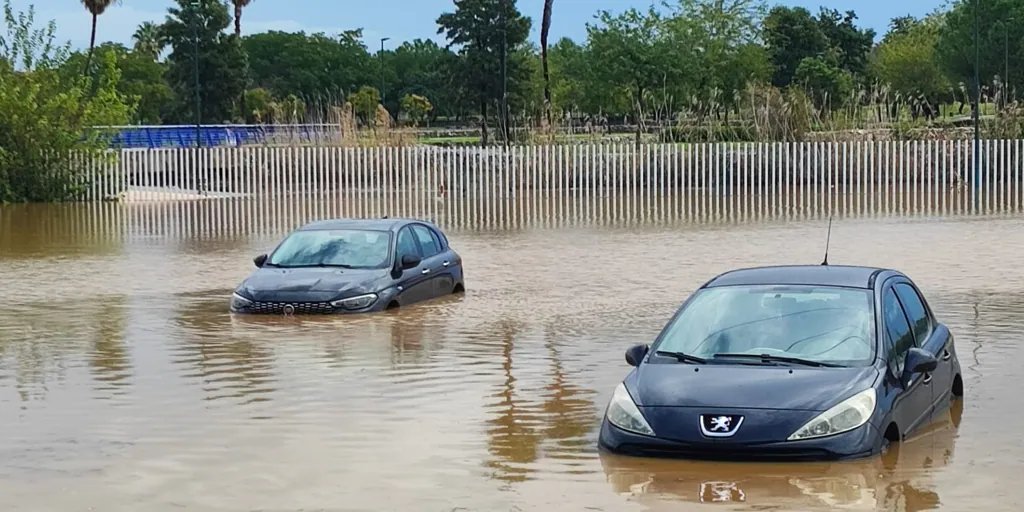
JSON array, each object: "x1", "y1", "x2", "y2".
[
  {"x1": 282, "y1": 304, "x2": 296, "y2": 316},
  {"x1": 699, "y1": 414, "x2": 744, "y2": 438}
]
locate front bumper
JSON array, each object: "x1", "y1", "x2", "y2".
[
  {"x1": 598, "y1": 418, "x2": 883, "y2": 462},
  {"x1": 229, "y1": 290, "x2": 393, "y2": 315}
]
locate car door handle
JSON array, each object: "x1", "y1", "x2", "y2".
[
  {"x1": 922, "y1": 373, "x2": 933, "y2": 385},
  {"x1": 942, "y1": 350, "x2": 951, "y2": 361},
  {"x1": 443, "y1": 261, "x2": 450, "y2": 267},
  {"x1": 421, "y1": 268, "x2": 431, "y2": 275}
]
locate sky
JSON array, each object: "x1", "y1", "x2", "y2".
[{"x1": 9, "y1": 0, "x2": 948, "y2": 52}]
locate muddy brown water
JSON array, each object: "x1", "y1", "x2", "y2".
[{"x1": 0, "y1": 201, "x2": 1021, "y2": 511}]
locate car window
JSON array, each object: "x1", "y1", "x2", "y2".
[
  {"x1": 653, "y1": 285, "x2": 875, "y2": 366},
  {"x1": 882, "y1": 288, "x2": 915, "y2": 375},
  {"x1": 267, "y1": 229, "x2": 391, "y2": 269},
  {"x1": 396, "y1": 227, "x2": 420, "y2": 259},
  {"x1": 895, "y1": 283, "x2": 931, "y2": 346},
  {"x1": 412, "y1": 225, "x2": 442, "y2": 258}
]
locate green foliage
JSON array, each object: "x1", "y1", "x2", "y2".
[
  {"x1": 437, "y1": 0, "x2": 532, "y2": 143},
  {"x1": 348, "y1": 85, "x2": 381, "y2": 125},
  {"x1": 794, "y1": 56, "x2": 853, "y2": 110},
  {"x1": 162, "y1": 0, "x2": 248, "y2": 123},
  {"x1": 872, "y1": 15, "x2": 950, "y2": 118},
  {"x1": 400, "y1": 93, "x2": 433, "y2": 126},
  {"x1": 64, "y1": 43, "x2": 175, "y2": 124},
  {"x1": 0, "y1": 0, "x2": 131, "y2": 202},
  {"x1": 764, "y1": 7, "x2": 828, "y2": 87},
  {"x1": 936, "y1": 0, "x2": 1024, "y2": 104},
  {"x1": 243, "y1": 29, "x2": 373, "y2": 100},
  {"x1": 382, "y1": 39, "x2": 460, "y2": 118}
]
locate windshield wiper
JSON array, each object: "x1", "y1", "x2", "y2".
[
  {"x1": 275, "y1": 263, "x2": 355, "y2": 269},
  {"x1": 712, "y1": 353, "x2": 845, "y2": 368},
  {"x1": 655, "y1": 351, "x2": 708, "y2": 364}
]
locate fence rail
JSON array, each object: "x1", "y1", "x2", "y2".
[{"x1": 78, "y1": 140, "x2": 1024, "y2": 229}]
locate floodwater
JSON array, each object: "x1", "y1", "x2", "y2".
[{"x1": 1, "y1": 200, "x2": 1022, "y2": 512}]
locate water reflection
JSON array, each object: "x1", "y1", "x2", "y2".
[
  {"x1": 600, "y1": 399, "x2": 962, "y2": 511},
  {"x1": 0, "y1": 297, "x2": 133, "y2": 402},
  {"x1": 89, "y1": 298, "x2": 132, "y2": 394},
  {"x1": 484, "y1": 320, "x2": 599, "y2": 484},
  {"x1": 173, "y1": 294, "x2": 277, "y2": 405}
]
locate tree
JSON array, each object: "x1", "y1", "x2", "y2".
[
  {"x1": 400, "y1": 93, "x2": 433, "y2": 126},
  {"x1": 1, "y1": 0, "x2": 132, "y2": 202},
  {"x1": 815, "y1": 8, "x2": 875, "y2": 79},
  {"x1": 795, "y1": 56, "x2": 853, "y2": 110},
  {"x1": 132, "y1": 21, "x2": 163, "y2": 59},
  {"x1": 230, "y1": 0, "x2": 252, "y2": 38},
  {"x1": 586, "y1": 7, "x2": 684, "y2": 141},
  {"x1": 65, "y1": 43, "x2": 175, "y2": 124},
  {"x1": 161, "y1": 0, "x2": 248, "y2": 123},
  {"x1": 764, "y1": 6, "x2": 828, "y2": 87},
  {"x1": 872, "y1": 15, "x2": 950, "y2": 120},
  {"x1": 437, "y1": 0, "x2": 532, "y2": 145},
  {"x1": 348, "y1": 85, "x2": 381, "y2": 126},
  {"x1": 383, "y1": 39, "x2": 460, "y2": 120},
  {"x1": 937, "y1": 0, "x2": 1024, "y2": 107},
  {"x1": 243, "y1": 30, "x2": 374, "y2": 101},
  {"x1": 80, "y1": 0, "x2": 116, "y2": 74},
  {"x1": 540, "y1": 0, "x2": 554, "y2": 130},
  {"x1": 666, "y1": 0, "x2": 770, "y2": 119}
]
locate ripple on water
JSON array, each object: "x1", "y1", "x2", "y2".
[{"x1": 1, "y1": 211, "x2": 1023, "y2": 510}]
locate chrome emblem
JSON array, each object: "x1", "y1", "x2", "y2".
[
  {"x1": 700, "y1": 414, "x2": 744, "y2": 438},
  {"x1": 282, "y1": 304, "x2": 296, "y2": 316}
]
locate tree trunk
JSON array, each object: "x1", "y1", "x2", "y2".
[
  {"x1": 541, "y1": 0, "x2": 554, "y2": 136},
  {"x1": 235, "y1": 4, "x2": 247, "y2": 122},
  {"x1": 84, "y1": 14, "x2": 98, "y2": 76},
  {"x1": 480, "y1": 98, "x2": 489, "y2": 147}
]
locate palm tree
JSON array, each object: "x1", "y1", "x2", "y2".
[
  {"x1": 81, "y1": 0, "x2": 116, "y2": 74},
  {"x1": 540, "y1": 0, "x2": 554, "y2": 132},
  {"x1": 132, "y1": 21, "x2": 164, "y2": 59},
  {"x1": 231, "y1": 0, "x2": 253, "y2": 38},
  {"x1": 231, "y1": 0, "x2": 254, "y2": 118}
]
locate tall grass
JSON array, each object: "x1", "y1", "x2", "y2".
[{"x1": 234, "y1": 80, "x2": 1023, "y2": 148}]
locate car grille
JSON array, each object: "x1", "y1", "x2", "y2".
[
  {"x1": 247, "y1": 301, "x2": 336, "y2": 315},
  {"x1": 616, "y1": 444, "x2": 841, "y2": 462}
]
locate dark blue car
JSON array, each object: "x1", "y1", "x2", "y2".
[
  {"x1": 230, "y1": 218, "x2": 465, "y2": 315},
  {"x1": 599, "y1": 265, "x2": 963, "y2": 461}
]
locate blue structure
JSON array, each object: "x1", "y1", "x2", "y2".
[{"x1": 97, "y1": 124, "x2": 342, "y2": 149}]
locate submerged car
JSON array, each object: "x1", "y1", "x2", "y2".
[
  {"x1": 599, "y1": 264, "x2": 963, "y2": 461},
  {"x1": 230, "y1": 218, "x2": 465, "y2": 315}
]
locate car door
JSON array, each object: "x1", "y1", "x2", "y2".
[
  {"x1": 895, "y1": 281, "x2": 953, "y2": 411},
  {"x1": 881, "y1": 284, "x2": 933, "y2": 437},
  {"x1": 410, "y1": 223, "x2": 450, "y2": 299},
  {"x1": 394, "y1": 225, "x2": 431, "y2": 305}
]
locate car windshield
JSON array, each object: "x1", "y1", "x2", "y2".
[
  {"x1": 268, "y1": 229, "x2": 391, "y2": 269},
  {"x1": 654, "y1": 285, "x2": 875, "y2": 366}
]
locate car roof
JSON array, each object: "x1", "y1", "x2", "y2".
[
  {"x1": 296, "y1": 217, "x2": 439, "y2": 232},
  {"x1": 704, "y1": 265, "x2": 894, "y2": 290}
]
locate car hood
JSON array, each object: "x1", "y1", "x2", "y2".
[
  {"x1": 627, "y1": 363, "x2": 879, "y2": 412},
  {"x1": 238, "y1": 267, "x2": 388, "y2": 302}
]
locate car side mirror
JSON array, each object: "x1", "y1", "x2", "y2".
[
  {"x1": 625, "y1": 344, "x2": 649, "y2": 367},
  {"x1": 400, "y1": 254, "x2": 421, "y2": 270},
  {"x1": 905, "y1": 347, "x2": 938, "y2": 374},
  {"x1": 253, "y1": 254, "x2": 268, "y2": 268}
]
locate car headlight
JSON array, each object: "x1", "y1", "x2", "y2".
[
  {"x1": 230, "y1": 292, "x2": 253, "y2": 310},
  {"x1": 788, "y1": 388, "x2": 876, "y2": 441},
  {"x1": 605, "y1": 382, "x2": 655, "y2": 436},
  {"x1": 331, "y1": 293, "x2": 378, "y2": 310}
]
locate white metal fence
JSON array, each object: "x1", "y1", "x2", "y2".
[{"x1": 79, "y1": 140, "x2": 1024, "y2": 229}]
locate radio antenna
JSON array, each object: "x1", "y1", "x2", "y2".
[{"x1": 821, "y1": 214, "x2": 833, "y2": 266}]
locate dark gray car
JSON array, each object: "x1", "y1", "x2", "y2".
[{"x1": 230, "y1": 218, "x2": 465, "y2": 315}]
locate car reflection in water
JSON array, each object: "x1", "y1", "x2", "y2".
[{"x1": 600, "y1": 398, "x2": 961, "y2": 511}]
